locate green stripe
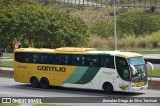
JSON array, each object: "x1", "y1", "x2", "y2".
[
  {"x1": 75, "y1": 67, "x2": 100, "y2": 84},
  {"x1": 64, "y1": 67, "x2": 88, "y2": 83}
]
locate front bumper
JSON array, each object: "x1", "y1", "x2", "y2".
[{"x1": 132, "y1": 85, "x2": 148, "y2": 91}]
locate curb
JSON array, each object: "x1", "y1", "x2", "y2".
[
  {"x1": 0, "y1": 70, "x2": 14, "y2": 78},
  {"x1": 148, "y1": 80, "x2": 160, "y2": 89},
  {"x1": 0, "y1": 70, "x2": 160, "y2": 90}
]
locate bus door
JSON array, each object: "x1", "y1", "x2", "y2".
[{"x1": 115, "y1": 56, "x2": 131, "y2": 91}]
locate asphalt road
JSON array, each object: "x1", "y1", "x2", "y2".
[{"x1": 0, "y1": 78, "x2": 160, "y2": 106}]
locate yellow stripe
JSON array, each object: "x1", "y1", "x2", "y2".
[{"x1": 117, "y1": 52, "x2": 142, "y2": 58}]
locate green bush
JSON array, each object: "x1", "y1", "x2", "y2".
[
  {"x1": 89, "y1": 20, "x2": 113, "y2": 38},
  {"x1": 116, "y1": 9, "x2": 160, "y2": 37},
  {"x1": 148, "y1": 31, "x2": 160, "y2": 48},
  {"x1": 88, "y1": 9, "x2": 160, "y2": 39},
  {"x1": 88, "y1": 36, "x2": 114, "y2": 50}
]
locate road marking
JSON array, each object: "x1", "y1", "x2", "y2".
[
  {"x1": 0, "y1": 91, "x2": 27, "y2": 96},
  {"x1": 110, "y1": 103, "x2": 140, "y2": 106},
  {"x1": 130, "y1": 105, "x2": 139, "y2": 106},
  {"x1": 0, "y1": 91, "x2": 45, "y2": 97}
]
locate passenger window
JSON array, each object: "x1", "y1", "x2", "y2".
[
  {"x1": 32, "y1": 54, "x2": 43, "y2": 64},
  {"x1": 87, "y1": 56, "x2": 99, "y2": 67},
  {"x1": 71, "y1": 55, "x2": 85, "y2": 66},
  {"x1": 15, "y1": 52, "x2": 25, "y2": 62},
  {"x1": 24, "y1": 53, "x2": 31, "y2": 63},
  {"x1": 43, "y1": 54, "x2": 57, "y2": 64},
  {"x1": 100, "y1": 56, "x2": 115, "y2": 69},
  {"x1": 57, "y1": 55, "x2": 70, "y2": 65},
  {"x1": 15, "y1": 52, "x2": 25, "y2": 63}
]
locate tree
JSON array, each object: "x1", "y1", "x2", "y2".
[{"x1": 0, "y1": 0, "x2": 90, "y2": 49}]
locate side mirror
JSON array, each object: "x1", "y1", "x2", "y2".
[
  {"x1": 147, "y1": 62, "x2": 154, "y2": 71},
  {"x1": 130, "y1": 65, "x2": 136, "y2": 75}
]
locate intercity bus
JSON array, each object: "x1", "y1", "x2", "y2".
[{"x1": 14, "y1": 47, "x2": 153, "y2": 94}]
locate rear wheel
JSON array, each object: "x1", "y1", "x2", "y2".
[
  {"x1": 40, "y1": 77, "x2": 49, "y2": 89},
  {"x1": 30, "y1": 77, "x2": 39, "y2": 88},
  {"x1": 103, "y1": 82, "x2": 113, "y2": 94}
]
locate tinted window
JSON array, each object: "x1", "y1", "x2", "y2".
[
  {"x1": 71, "y1": 55, "x2": 85, "y2": 66},
  {"x1": 15, "y1": 52, "x2": 23, "y2": 62},
  {"x1": 15, "y1": 52, "x2": 116, "y2": 69},
  {"x1": 57, "y1": 55, "x2": 70, "y2": 65},
  {"x1": 43, "y1": 54, "x2": 57, "y2": 64},
  {"x1": 86, "y1": 55, "x2": 99, "y2": 67},
  {"x1": 116, "y1": 56, "x2": 130, "y2": 81},
  {"x1": 15, "y1": 52, "x2": 31, "y2": 63},
  {"x1": 71, "y1": 55, "x2": 100, "y2": 67},
  {"x1": 100, "y1": 56, "x2": 115, "y2": 69},
  {"x1": 32, "y1": 54, "x2": 43, "y2": 63}
]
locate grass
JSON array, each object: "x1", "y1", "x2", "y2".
[
  {"x1": 0, "y1": 53, "x2": 13, "y2": 67},
  {"x1": 0, "y1": 61, "x2": 13, "y2": 67},
  {"x1": 0, "y1": 104, "x2": 73, "y2": 106},
  {"x1": 0, "y1": 103, "x2": 20, "y2": 106},
  {"x1": 139, "y1": 52, "x2": 160, "y2": 54},
  {"x1": 2, "y1": 53, "x2": 14, "y2": 59},
  {"x1": 147, "y1": 70, "x2": 160, "y2": 77},
  {"x1": 89, "y1": 31, "x2": 160, "y2": 50}
]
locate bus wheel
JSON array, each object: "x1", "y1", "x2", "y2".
[
  {"x1": 40, "y1": 77, "x2": 49, "y2": 89},
  {"x1": 30, "y1": 77, "x2": 39, "y2": 88},
  {"x1": 103, "y1": 82, "x2": 113, "y2": 94}
]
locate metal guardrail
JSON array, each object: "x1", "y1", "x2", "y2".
[
  {"x1": 36, "y1": 0, "x2": 160, "y2": 8},
  {"x1": 144, "y1": 58, "x2": 160, "y2": 64},
  {"x1": 121, "y1": 50, "x2": 160, "y2": 52},
  {"x1": 0, "y1": 49, "x2": 14, "y2": 53},
  {"x1": 0, "y1": 52, "x2": 2, "y2": 57}
]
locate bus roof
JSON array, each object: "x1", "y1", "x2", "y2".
[
  {"x1": 15, "y1": 47, "x2": 96, "y2": 54},
  {"x1": 117, "y1": 52, "x2": 142, "y2": 58},
  {"x1": 15, "y1": 47, "x2": 142, "y2": 58},
  {"x1": 15, "y1": 48, "x2": 55, "y2": 53},
  {"x1": 85, "y1": 51, "x2": 142, "y2": 58},
  {"x1": 54, "y1": 47, "x2": 96, "y2": 52}
]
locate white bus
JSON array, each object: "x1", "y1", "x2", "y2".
[{"x1": 14, "y1": 47, "x2": 153, "y2": 94}]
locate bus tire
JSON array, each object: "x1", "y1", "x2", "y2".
[
  {"x1": 40, "y1": 77, "x2": 49, "y2": 89},
  {"x1": 103, "y1": 82, "x2": 113, "y2": 94},
  {"x1": 30, "y1": 76, "x2": 39, "y2": 88}
]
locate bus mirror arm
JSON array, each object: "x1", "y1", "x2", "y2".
[
  {"x1": 130, "y1": 65, "x2": 136, "y2": 75},
  {"x1": 147, "y1": 62, "x2": 154, "y2": 71}
]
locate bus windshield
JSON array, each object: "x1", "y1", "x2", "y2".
[
  {"x1": 128, "y1": 56, "x2": 148, "y2": 85},
  {"x1": 128, "y1": 56, "x2": 145, "y2": 65}
]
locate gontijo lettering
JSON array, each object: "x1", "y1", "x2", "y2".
[{"x1": 37, "y1": 66, "x2": 66, "y2": 72}]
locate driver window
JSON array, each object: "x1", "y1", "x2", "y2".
[{"x1": 116, "y1": 56, "x2": 130, "y2": 81}]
